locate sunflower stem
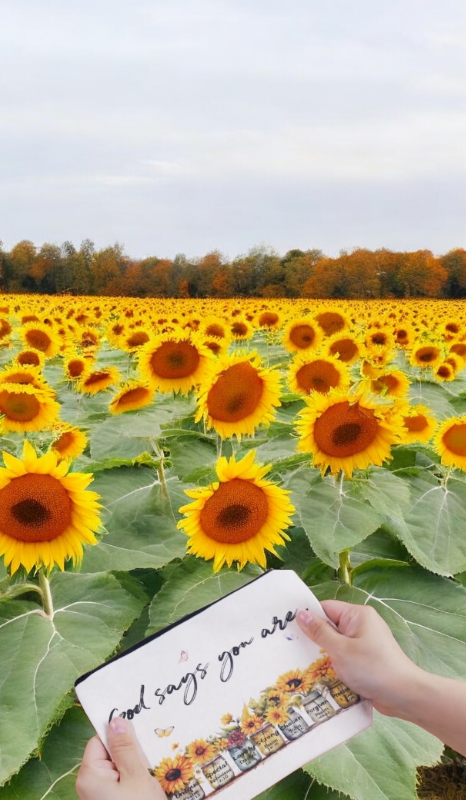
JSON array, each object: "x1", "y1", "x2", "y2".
[
  {"x1": 0, "y1": 581, "x2": 43, "y2": 602},
  {"x1": 38, "y1": 570, "x2": 54, "y2": 618},
  {"x1": 151, "y1": 439, "x2": 168, "y2": 500},
  {"x1": 338, "y1": 549, "x2": 352, "y2": 586}
]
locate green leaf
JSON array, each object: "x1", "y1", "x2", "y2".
[
  {"x1": 1, "y1": 705, "x2": 93, "y2": 800},
  {"x1": 313, "y1": 565, "x2": 466, "y2": 680},
  {"x1": 287, "y1": 471, "x2": 382, "y2": 567},
  {"x1": 167, "y1": 434, "x2": 218, "y2": 482},
  {"x1": 305, "y1": 712, "x2": 442, "y2": 800},
  {"x1": 89, "y1": 413, "x2": 155, "y2": 461},
  {"x1": 0, "y1": 571, "x2": 145, "y2": 786},
  {"x1": 255, "y1": 769, "x2": 346, "y2": 799},
  {"x1": 147, "y1": 557, "x2": 262, "y2": 634},
  {"x1": 408, "y1": 381, "x2": 454, "y2": 419},
  {"x1": 351, "y1": 528, "x2": 410, "y2": 567},
  {"x1": 81, "y1": 466, "x2": 188, "y2": 571},
  {"x1": 385, "y1": 472, "x2": 466, "y2": 576},
  {"x1": 359, "y1": 468, "x2": 411, "y2": 520}
]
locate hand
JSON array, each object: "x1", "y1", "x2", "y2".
[
  {"x1": 76, "y1": 717, "x2": 166, "y2": 800},
  {"x1": 297, "y1": 600, "x2": 422, "y2": 718}
]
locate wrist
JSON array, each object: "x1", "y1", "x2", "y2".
[{"x1": 381, "y1": 664, "x2": 433, "y2": 722}]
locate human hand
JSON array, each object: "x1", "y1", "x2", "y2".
[
  {"x1": 76, "y1": 717, "x2": 167, "y2": 800},
  {"x1": 297, "y1": 600, "x2": 423, "y2": 718}
]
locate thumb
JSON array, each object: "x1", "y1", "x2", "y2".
[
  {"x1": 297, "y1": 609, "x2": 345, "y2": 657},
  {"x1": 107, "y1": 717, "x2": 148, "y2": 781}
]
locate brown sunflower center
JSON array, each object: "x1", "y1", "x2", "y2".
[
  {"x1": 329, "y1": 338, "x2": 358, "y2": 362},
  {"x1": 206, "y1": 362, "x2": 263, "y2": 421},
  {"x1": 0, "y1": 390, "x2": 40, "y2": 421},
  {"x1": 0, "y1": 473, "x2": 72, "y2": 542},
  {"x1": 205, "y1": 323, "x2": 225, "y2": 338},
  {"x1": 68, "y1": 359, "x2": 86, "y2": 377},
  {"x1": 116, "y1": 386, "x2": 151, "y2": 407},
  {"x1": 314, "y1": 401, "x2": 379, "y2": 457},
  {"x1": 231, "y1": 322, "x2": 248, "y2": 337},
  {"x1": 84, "y1": 371, "x2": 112, "y2": 387},
  {"x1": 296, "y1": 360, "x2": 341, "y2": 394},
  {"x1": 165, "y1": 769, "x2": 182, "y2": 782},
  {"x1": 127, "y1": 331, "x2": 150, "y2": 348},
  {"x1": 195, "y1": 746, "x2": 207, "y2": 756},
  {"x1": 54, "y1": 431, "x2": 76, "y2": 453},
  {"x1": 258, "y1": 312, "x2": 279, "y2": 327},
  {"x1": 451, "y1": 343, "x2": 466, "y2": 357},
  {"x1": 404, "y1": 414, "x2": 428, "y2": 432},
  {"x1": 149, "y1": 341, "x2": 200, "y2": 378},
  {"x1": 416, "y1": 347, "x2": 439, "y2": 363},
  {"x1": 315, "y1": 312, "x2": 345, "y2": 336},
  {"x1": 286, "y1": 678, "x2": 302, "y2": 689},
  {"x1": 443, "y1": 424, "x2": 466, "y2": 456},
  {"x1": 25, "y1": 330, "x2": 52, "y2": 352},
  {"x1": 371, "y1": 374, "x2": 400, "y2": 394},
  {"x1": 437, "y1": 365, "x2": 452, "y2": 379},
  {"x1": 200, "y1": 478, "x2": 268, "y2": 544},
  {"x1": 289, "y1": 324, "x2": 316, "y2": 349},
  {"x1": 18, "y1": 351, "x2": 41, "y2": 366},
  {"x1": 370, "y1": 332, "x2": 387, "y2": 346},
  {"x1": 206, "y1": 340, "x2": 222, "y2": 355}
]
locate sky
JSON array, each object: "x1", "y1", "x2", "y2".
[{"x1": 1, "y1": 0, "x2": 465, "y2": 259}]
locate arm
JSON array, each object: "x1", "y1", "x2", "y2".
[{"x1": 297, "y1": 602, "x2": 466, "y2": 757}]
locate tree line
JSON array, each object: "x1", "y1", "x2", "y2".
[{"x1": 1, "y1": 239, "x2": 465, "y2": 299}]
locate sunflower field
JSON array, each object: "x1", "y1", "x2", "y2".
[{"x1": 1, "y1": 294, "x2": 466, "y2": 800}]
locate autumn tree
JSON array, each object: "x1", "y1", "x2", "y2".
[
  {"x1": 396, "y1": 251, "x2": 448, "y2": 297},
  {"x1": 7, "y1": 240, "x2": 37, "y2": 292},
  {"x1": 440, "y1": 249, "x2": 466, "y2": 297}
]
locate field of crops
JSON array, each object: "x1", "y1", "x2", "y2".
[{"x1": 1, "y1": 294, "x2": 466, "y2": 800}]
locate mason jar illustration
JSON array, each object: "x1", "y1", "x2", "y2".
[
  {"x1": 278, "y1": 706, "x2": 311, "y2": 741},
  {"x1": 200, "y1": 754, "x2": 235, "y2": 790},
  {"x1": 227, "y1": 732, "x2": 262, "y2": 771},
  {"x1": 302, "y1": 689, "x2": 337, "y2": 724},
  {"x1": 327, "y1": 679, "x2": 360, "y2": 708},
  {"x1": 250, "y1": 723, "x2": 286, "y2": 757},
  {"x1": 169, "y1": 776, "x2": 205, "y2": 800}
]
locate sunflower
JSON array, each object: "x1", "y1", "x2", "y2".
[
  {"x1": 450, "y1": 342, "x2": 466, "y2": 359},
  {"x1": 266, "y1": 690, "x2": 289, "y2": 708},
  {"x1": 275, "y1": 669, "x2": 313, "y2": 695},
  {"x1": 433, "y1": 362, "x2": 456, "y2": 382},
  {"x1": 138, "y1": 329, "x2": 213, "y2": 394},
  {"x1": 399, "y1": 404, "x2": 437, "y2": 444},
  {"x1": 365, "y1": 327, "x2": 396, "y2": 351},
  {"x1": 200, "y1": 316, "x2": 230, "y2": 341},
  {"x1": 0, "y1": 441, "x2": 101, "y2": 574},
  {"x1": 241, "y1": 706, "x2": 264, "y2": 735},
  {"x1": 230, "y1": 318, "x2": 254, "y2": 341},
  {"x1": 296, "y1": 389, "x2": 404, "y2": 477},
  {"x1": 434, "y1": 416, "x2": 466, "y2": 470},
  {"x1": 109, "y1": 381, "x2": 154, "y2": 414},
  {"x1": 326, "y1": 333, "x2": 363, "y2": 364},
  {"x1": 185, "y1": 739, "x2": 216, "y2": 765},
  {"x1": 0, "y1": 384, "x2": 60, "y2": 433},
  {"x1": 0, "y1": 364, "x2": 52, "y2": 394},
  {"x1": 63, "y1": 351, "x2": 92, "y2": 381},
  {"x1": 0, "y1": 318, "x2": 12, "y2": 340},
  {"x1": 215, "y1": 738, "x2": 230, "y2": 753},
  {"x1": 288, "y1": 353, "x2": 350, "y2": 396},
  {"x1": 314, "y1": 310, "x2": 348, "y2": 337},
  {"x1": 304, "y1": 655, "x2": 338, "y2": 686},
  {"x1": 394, "y1": 324, "x2": 416, "y2": 348},
  {"x1": 20, "y1": 321, "x2": 61, "y2": 358},
  {"x1": 195, "y1": 352, "x2": 281, "y2": 438},
  {"x1": 369, "y1": 369, "x2": 410, "y2": 399},
  {"x1": 265, "y1": 707, "x2": 290, "y2": 726},
  {"x1": 154, "y1": 755, "x2": 194, "y2": 795},
  {"x1": 15, "y1": 349, "x2": 44, "y2": 368},
  {"x1": 409, "y1": 343, "x2": 443, "y2": 368},
  {"x1": 220, "y1": 713, "x2": 234, "y2": 725},
  {"x1": 50, "y1": 425, "x2": 88, "y2": 459},
  {"x1": 257, "y1": 311, "x2": 282, "y2": 330},
  {"x1": 282, "y1": 317, "x2": 322, "y2": 353},
  {"x1": 120, "y1": 328, "x2": 152, "y2": 353},
  {"x1": 78, "y1": 367, "x2": 120, "y2": 395},
  {"x1": 177, "y1": 450, "x2": 295, "y2": 571},
  {"x1": 202, "y1": 336, "x2": 229, "y2": 357}
]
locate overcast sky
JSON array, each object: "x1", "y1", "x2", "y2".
[{"x1": 1, "y1": 0, "x2": 465, "y2": 259}]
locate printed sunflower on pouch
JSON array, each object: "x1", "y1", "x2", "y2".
[
  {"x1": 177, "y1": 450, "x2": 295, "y2": 571},
  {"x1": 185, "y1": 738, "x2": 217, "y2": 765},
  {"x1": 153, "y1": 754, "x2": 194, "y2": 795},
  {"x1": 296, "y1": 388, "x2": 404, "y2": 477},
  {"x1": 195, "y1": 352, "x2": 281, "y2": 439},
  {"x1": 138, "y1": 329, "x2": 213, "y2": 394},
  {"x1": 0, "y1": 441, "x2": 101, "y2": 574}
]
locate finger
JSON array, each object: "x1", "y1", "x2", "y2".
[
  {"x1": 81, "y1": 735, "x2": 114, "y2": 768},
  {"x1": 296, "y1": 609, "x2": 346, "y2": 655},
  {"x1": 107, "y1": 717, "x2": 149, "y2": 781}
]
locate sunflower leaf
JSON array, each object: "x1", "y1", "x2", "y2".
[
  {"x1": 255, "y1": 769, "x2": 345, "y2": 799},
  {"x1": 0, "y1": 705, "x2": 94, "y2": 800},
  {"x1": 0, "y1": 571, "x2": 145, "y2": 786},
  {"x1": 81, "y1": 466, "x2": 188, "y2": 572},
  {"x1": 146, "y1": 556, "x2": 262, "y2": 634},
  {"x1": 313, "y1": 565, "x2": 466, "y2": 680},
  {"x1": 286, "y1": 470, "x2": 383, "y2": 567},
  {"x1": 304, "y1": 711, "x2": 442, "y2": 800},
  {"x1": 384, "y1": 471, "x2": 466, "y2": 576}
]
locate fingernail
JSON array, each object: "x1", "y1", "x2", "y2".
[
  {"x1": 297, "y1": 610, "x2": 314, "y2": 626},
  {"x1": 110, "y1": 717, "x2": 127, "y2": 735}
]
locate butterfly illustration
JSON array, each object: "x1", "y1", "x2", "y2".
[
  {"x1": 284, "y1": 633, "x2": 298, "y2": 641},
  {"x1": 155, "y1": 727, "x2": 175, "y2": 738},
  {"x1": 179, "y1": 650, "x2": 189, "y2": 663}
]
